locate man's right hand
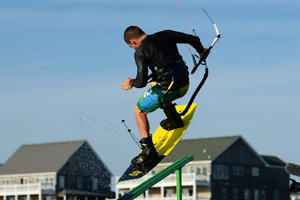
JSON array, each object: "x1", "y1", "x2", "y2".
[{"x1": 121, "y1": 77, "x2": 133, "y2": 91}]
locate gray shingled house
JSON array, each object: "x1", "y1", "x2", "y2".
[
  {"x1": 0, "y1": 140, "x2": 115, "y2": 200},
  {"x1": 116, "y1": 135, "x2": 290, "y2": 200}
]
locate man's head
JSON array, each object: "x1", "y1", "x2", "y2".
[{"x1": 124, "y1": 26, "x2": 147, "y2": 50}]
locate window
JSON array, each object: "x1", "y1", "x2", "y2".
[
  {"x1": 77, "y1": 177, "x2": 83, "y2": 190},
  {"x1": 261, "y1": 190, "x2": 266, "y2": 200},
  {"x1": 252, "y1": 167, "x2": 259, "y2": 176},
  {"x1": 0, "y1": 179, "x2": 13, "y2": 185},
  {"x1": 58, "y1": 176, "x2": 65, "y2": 189},
  {"x1": 45, "y1": 178, "x2": 49, "y2": 185},
  {"x1": 21, "y1": 178, "x2": 29, "y2": 184},
  {"x1": 36, "y1": 177, "x2": 53, "y2": 186},
  {"x1": 233, "y1": 166, "x2": 244, "y2": 176},
  {"x1": 233, "y1": 188, "x2": 238, "y2": 199},
  {"x1": 164, "y1": 189, "x2": 173, "y2": 197},
  {"x1": 40, "y1": 177, "x2": 45, "y2": 185},
  {"x1": 202, "y1": 166, "x2": 207, "y2": 175},
  {"x1": 244, "y1": 189, "x2": 250, "y2": 200},
  {"x1": 273, "y1": 190, "x2": 279, "y2": 200},
  {"x1": 92, "y1": 178, "x2": 98, "y2": 191},
  {"x1": 183, "y1": 166, "x2": 189, "y2": 173},
  {"x1": 196, "y1": 166, "x2": 207, "y2": 175},
  {"x1": 213, "y1": 165, "x2": 228, "y2": 179},
  {"x1": 254, "y1": 189, "x2": 260, "y2": 200},
  {"x1": 222, "y1": 187, "x2": 227, "y2": 199},
  {"x1": 196, "y1": 167, "x2": 201, "y2": 174},
  {"x1": 49, "y1": 177, "x2": 54, "y2": 186},
  {"x1": 183, "y1": 188, "x2": 193, "y2": 197},
  {"x1": 190, "y1": 166, "x2": 195, "y2": 173}
]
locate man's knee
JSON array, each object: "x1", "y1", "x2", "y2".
[
  {"x1": 133, "y1": 105, "x2": 139, "y2": 114},
  {"x1": 134, "y1": 105, "x2": 147, "y2": 115}
]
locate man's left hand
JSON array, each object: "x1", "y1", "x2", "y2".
[{"x1": 200, "y1": 48, "x2": 210, "y2": 59}]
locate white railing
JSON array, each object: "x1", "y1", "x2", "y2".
[
  {"x1": 196, "y1": 174, "x2": 209, "y2": 182},
  {"x1": 116, "y1": 173, "x2": 210, "y2": 188},
  {"x1": 118, "y1": 197, "x2": 209, "y2": 200},
  {"x1": 0, "y1": 183, "x2": 55, "y2": 195}
]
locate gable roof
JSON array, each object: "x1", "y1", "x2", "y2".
[
  {"x1": 0, "y1": 140, "x2": 86, "y2": 175},
  {"x1": 261, "y1": 155, "x2": 286, "y2": 167},
  {"x1": 161, "y1": 135, "x2": 240, "y2": 163}
]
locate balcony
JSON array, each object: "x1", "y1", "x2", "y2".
[
  {"x1": 0, "y1": 183, "x2": 56, "y2": 195},
  {"x1": 116, "y1": 173, "x2": 210, "y2": 188}
]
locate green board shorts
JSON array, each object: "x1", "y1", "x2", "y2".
[{"x1": 136, "y1": 83, "x2": 189, "y2": 114}]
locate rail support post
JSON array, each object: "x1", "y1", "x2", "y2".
[{"x1": 176, "y1": 168, "x2": 182, "y2": 200}]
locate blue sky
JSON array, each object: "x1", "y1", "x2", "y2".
[{"x1": 1, "y1": 0, "x2": 300, "y2": 184}]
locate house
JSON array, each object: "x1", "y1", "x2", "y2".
[
  {"x1": 0, "y1": 140, "x2": 115, "y2": 200},
  {"x1": 116, "y1": 135, "x2": 290, "y2": 200}
]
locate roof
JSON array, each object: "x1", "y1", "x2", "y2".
[
  {"x1": 261, "y1": 155, "x2": 286, "y2": 167},
  {"x1": 0, "y1": 140, "x2": 86, "y2": 175},
  {"x1": 161, "y1": 135, "x2": 240, "y2": 163}
]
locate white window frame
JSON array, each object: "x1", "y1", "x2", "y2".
[
  {"x1": 92, "y1": 178, "x2": 98, "y2": 191},
  {"x1": 254, "y1": 189, "x2": 260, "y2": 200},
  {"x1": 77, "y1": 177, "x2": 83, "y2": 190},
  {"x1": 252, "y1": 167, "x2": 259, "y2": 176},
  {"x1": 244, "y1": 189, "x2": 250, "y2": 200},
  {"x1": 273, "y1": 190, "x2": 279, "y2": 200},
  {"x1": 58, "y1": 176, "x2": 65, "y2": 189}
]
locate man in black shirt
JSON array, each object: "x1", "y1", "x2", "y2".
[{"x1": 121, "y1": 26, "x2": 207, "y2": 165}]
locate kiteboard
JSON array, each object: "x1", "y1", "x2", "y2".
[{"x1": 118, "y1": 103, "x2": 197, "y2": 182}]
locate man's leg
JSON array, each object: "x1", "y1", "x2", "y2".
[
  {"x1": 131, "y1": 106, "x2": 158, "y2": 166},
  {"x1": 133, "y1": 105, "x2": 149, "y2": 138},
  {"x1": 160, "y1": 103, "x2": 184, "y2": 130}
]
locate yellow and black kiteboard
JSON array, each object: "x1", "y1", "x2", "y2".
[{"x1": 118, "y1": 103, "x2": 197, "y2": 182}]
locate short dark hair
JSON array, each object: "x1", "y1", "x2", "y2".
[{"x1": 124, "y1": 26, "x2": 145, "y2": 44}]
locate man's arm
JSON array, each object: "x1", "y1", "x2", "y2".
[
  {"x1": 165, "y1": 30, "x2": 205, "y2": 55},
  {"x1": 122, "y1": 50, "x2": 149, "y2": 90},
  {"x1": 131, "y1": 50, "x2": 149, "y2": 88}
]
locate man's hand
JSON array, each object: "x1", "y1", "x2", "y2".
[
  {"x1": 121, "y1": 77, "x2": 133, "y2": 91},
  {"x1": 200, "y1": 48, "x2": 210, "y2": 59}
]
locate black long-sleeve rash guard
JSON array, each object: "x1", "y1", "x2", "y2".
[{"x1": 131, "y1": 30, "x2": 204, "y2": 88}]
